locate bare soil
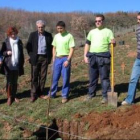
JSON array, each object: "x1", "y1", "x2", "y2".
[
  {"x1": 73, "y1": 105, "x2": 140, "y2": 139},
  {"x1": 40, "y1": 105, "x2": 140, "y2": 140}
]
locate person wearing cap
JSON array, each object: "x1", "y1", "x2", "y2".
[{"x1": 26, "y1": 20, "x2": 53, "y2": 102}]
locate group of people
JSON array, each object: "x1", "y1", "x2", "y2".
[
  {"x1": 0, "y1": 13, "x2": 140, "y2": 106},
  {"x1": 0, "y1": 20, "x2": 75, "y2": 106}
]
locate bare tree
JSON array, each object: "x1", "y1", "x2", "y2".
[{"x1": 70, "y1": 15, "x2": 89, "y2": 40}]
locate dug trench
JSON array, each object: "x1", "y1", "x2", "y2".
[{"x1": 18, "y1": 105, "x2": 140, "y2": 139}]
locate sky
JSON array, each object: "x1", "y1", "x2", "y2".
[{"x1": 0, "y1": 0, "x2": 139, "y2": 13}]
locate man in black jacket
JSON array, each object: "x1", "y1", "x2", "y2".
[{"x1": 26, "y1": 20, "x2": 53, "y2": 102}]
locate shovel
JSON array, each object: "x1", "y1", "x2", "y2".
[{"x1": 107, "y1": 43, "x2": 118, "y2": 107}]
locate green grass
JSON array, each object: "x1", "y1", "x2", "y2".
[{"x1": 0, "y1": 31, "x2": 140, "y2": 139}]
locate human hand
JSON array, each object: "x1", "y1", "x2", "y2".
[
  {"x1": 84, "y1": 56, "x2": 89, "y2": 64},
  {"x1": 7, "y1": 51, "x2": 12, "y2": 55},
  {"x1": 63, "y1": 60, "x2": 69, "y2": 67},
  {"x1": 111, "y1": 39, "x2": 116, "y2": 46},
  {"x1": 111, "y1": 39, "x2": 115, "y2": 43},
  {"x1": 53, "y1": 57, "x2": 55, "y2": 62}
]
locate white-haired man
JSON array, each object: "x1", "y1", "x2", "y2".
[{"x1": 26, "y1": 20, "x2": 53, "y2": 102}]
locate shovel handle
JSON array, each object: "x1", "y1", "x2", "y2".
[{"x1": 111, "y1": 43, "x2": 114, "y2": 92}]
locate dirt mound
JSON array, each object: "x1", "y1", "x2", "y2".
[
  {"x1": 54, "y1": 105, "x2": 140, "y2": 139},
  {"x1": 79, "y1": 105, "x2": 140, "y2": 139}
]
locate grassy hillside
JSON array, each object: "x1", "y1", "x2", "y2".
[
  {"x1": 0, "y1": 8, "x2": 137, "y2": 44},
  {"x1": 0, "y1": 30, "x2": 140, "y2": 139}
]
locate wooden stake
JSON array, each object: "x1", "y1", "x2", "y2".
[{"x1": 121, "y1": 62, "x2": 125, "y2": 75}]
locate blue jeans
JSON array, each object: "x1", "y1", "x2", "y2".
[
  {"x1": 50, "y1": 57, "x2": 71, "y2": 98},
  {"x1": 125, "y1": 58, "x2": 140, "y2": 104}
]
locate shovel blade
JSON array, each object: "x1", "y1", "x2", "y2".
[{"x1": 107, "y1": 91, "x2": 118, "y2": 107}]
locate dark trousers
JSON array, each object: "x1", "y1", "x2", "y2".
[
  {"x1": 88, "y1": 56, "x2": 111, "y2": 98},
  {"x1": 6, "y1": 70, "x2": 18, "y2": 98},
  {"x1": 31, "y1": 55, "x2": 48, "y2": 97}
]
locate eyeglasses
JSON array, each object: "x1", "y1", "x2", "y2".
[
  {"x1": 57, "y1": 27, "x2": 63, "y2": 30},
  {"x1": 95, "y1": 20, "x2": 102, "y2": 23}
]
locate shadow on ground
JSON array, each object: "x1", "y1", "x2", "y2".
[
  {"x1": 115, "y1": 82, "x2": 129, "y2": 96},
  {"x1": 17, "y1": 87, "x2": 51, "y2": 99},
  {"x1": 115, "y1": 82, "x2": 140, "y2": 105},
  {"x1": 69, "y1": 80, "x2": 102, "y2": 99},
  {"x1": 0, "y1": 98, "x2": 7, "y2": 104},
  {"x1": 33, "y1": 119, "x2": 61, "y2": 140}
]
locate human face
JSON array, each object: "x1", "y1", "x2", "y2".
[
  {"x1": 137, "y1": 15, "x2": 140, "y2": 24},
  {"x1": 10, "y1": 32, "x2": 17, "y2": 40},
  {"x1": 56, "y1": 26, "x2": 65, "y2": 34},
  {"x1": 95, "y1": 17, "x2": 103, "y2": 28},
  {"x1": 37, "y1": 23, "x2": 45, "y2": 34}
]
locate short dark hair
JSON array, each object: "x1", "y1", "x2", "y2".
[
  {"x1": 138, "y1": 12, "x2": 140, "y2": 16},
  {"x1": 95, "y1": 14, "x2": 105, "y2": 21},
  {"x1": 56, "y1": 21, "x2": 66, "y2": 27}
]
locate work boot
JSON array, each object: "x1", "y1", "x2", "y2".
[
  {"x1": 84, "y1": 93, "x2": 96, "y2": 101},
  {"x1": 62, "y1": 98, "x2": 68, "y2": 104},
  {"x1": 7, "y1": 98, "x2": 12, "y2": 106},
  {"x1": 15, "y1": 98, "x2": 20, "y2": 103},
  {"x1": 30, "y1": 96, "x2": 37, "y2": 103},
  {"x1": 101, "y1": 97, "x2": 108, "y2": 104},
  {"x1": 7, "y1": 85, "x2": 13, "y2": 106},
  {"x1": 12, "y1": 84, "x2": 19, "y2": 103},
  {"x1": 39, "y1": 95, "x2": 48, "y2": 99}
]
